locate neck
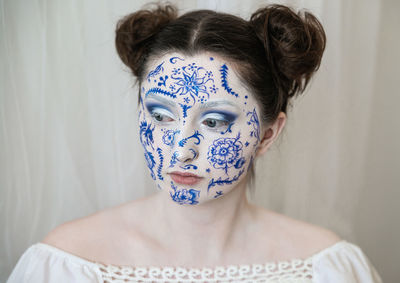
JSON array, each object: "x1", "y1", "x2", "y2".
[{"x1": 154, "y1": 177, "x2": 255, "y2": 266}]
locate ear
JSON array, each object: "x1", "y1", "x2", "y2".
[{"x1": 256, "y1": 112, "x2": 287, "y2": 157}]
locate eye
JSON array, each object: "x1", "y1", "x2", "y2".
[
  {"x1": 145, "y1": 104, "x2": 175, "y2": 123},
  {"x1": 202, "y1": 118, "x2": 227, "y2": 128},
  {"x1": 201, "y1": 111, "x2": 237, "y2": 130},
  {"x1": 151, "y1": 110, "x2": 174, "y2": 122}
]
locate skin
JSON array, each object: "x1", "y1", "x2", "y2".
[
  {"x1": 42, "y1": 53, "x2": 341, "y2": 268},
  {"x1": 139, "y1": 53, "x2": 271, "y2": 205}
]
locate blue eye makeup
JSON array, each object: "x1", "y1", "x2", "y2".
[
  {"x1": 145, "y1": 103, "x2": 175, "y2": 122},
  {"x1": 201, "y1": 111, "x2": 237, "y2": 129}
]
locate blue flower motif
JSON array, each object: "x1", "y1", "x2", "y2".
[
  {"x1": 162, "y1": 130, "x2": 180, "y2": 146},
  {"x1": 169, "y1": 182, "x2": 200, "y2": 205},
  {"x1": 207, "y1": 134, "x2": 243, "y2": 173},
  {"x1": 171, "y1": 65, "x2": 213, "y2": 100}
]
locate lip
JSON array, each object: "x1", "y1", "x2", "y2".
[{"x1": 169, "y1": 171, "x2": 203, "y2": 185}]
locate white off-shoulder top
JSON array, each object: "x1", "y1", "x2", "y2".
[{"x1": 7, "y1": 240, "x2": 382, "y2": 282}]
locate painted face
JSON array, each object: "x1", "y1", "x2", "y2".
[{"x1": 138, "y1": 53, "x2": 262, "y2": 205}]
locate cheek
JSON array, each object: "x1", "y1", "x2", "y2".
[
  {"x1": 204, "y1": 114, "x2": 260, "y2": 185},
  {"x1": 138, "y1": 111, "x2": 170, "y2": 182}
]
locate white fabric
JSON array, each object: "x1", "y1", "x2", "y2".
[{"x1": 7, "y1": 241, "x2": 382, "y2": 283}]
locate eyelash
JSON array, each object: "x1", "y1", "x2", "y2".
[
  {"x1": 201, "y1": 118, "x2": 230, "y2": 129},
  {"x1": 145, "y1": 104, "x2": 236, "y2": 130},
  {"x1": 146, "y1": 106, "x2": 175, "y2": 123},
  {"x1": 201, "y1": 113, "x2": 236, "y2": 130}
]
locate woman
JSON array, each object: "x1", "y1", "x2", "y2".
[{"x1": 8, "y1": 4, "x2": 382, "y2": 282}]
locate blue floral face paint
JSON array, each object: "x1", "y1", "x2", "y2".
[{"x1": 139, "y1": 53, "x2": 264, "y2": 205}]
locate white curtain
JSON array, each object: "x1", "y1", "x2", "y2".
[{"x1": 1, "y1": 0, "x2": 399, "y2": 282}]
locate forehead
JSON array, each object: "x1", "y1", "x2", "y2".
[{"x1": 142, "y1": 53, "x2": 253, "y2": 104}]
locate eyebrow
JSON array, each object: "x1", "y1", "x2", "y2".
[
  {"x1": 144, "y1": 93, "x2": 177, "y2": 109},
  {"x1": 199, "y1": 100, "x2": 240, "y2": 110},
  {"x1": 144, "y1": 94, "x2": 240, "y2": 111}
]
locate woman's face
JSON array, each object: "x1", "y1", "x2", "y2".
[{"x1": 139, "y1": 53, "x2": 262, "y2": 205}]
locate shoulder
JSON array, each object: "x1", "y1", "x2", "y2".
[
  {"x1": 252, "y1": 206, "x2": 342, "y2": 260},
  {"x1": 41, "y1": 210, "x2": 110, "y2": 260},
  {"x1": 41, "y1": 197, "x2": 153, "y2": 263},
  {"x1": 311, "y1": 241, "x2": 383, "y2": 282},
  {"x1": 9, "y1": 236, "x2": 103, "y2": 282}
]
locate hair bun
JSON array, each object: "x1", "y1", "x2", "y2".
[
  {"x1": 250, "y1": 4, "x2": 326, "y2": 98},
  {"x1": 115, "y1": 4, "x2": 177, "y2": 77}
]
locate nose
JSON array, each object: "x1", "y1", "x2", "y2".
[
  {"x1": 177, "y1": 147, "x2": 198, "y2": 163},
  {"x1": 175, "y1": 130, "x2": 203, "y2": 163}
]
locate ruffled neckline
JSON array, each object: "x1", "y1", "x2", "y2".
[{"x1": 35, "y1": 239, "x2": 347, "y2": 270}]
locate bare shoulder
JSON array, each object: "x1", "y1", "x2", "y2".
[
  {"x1": 41, "y1": 195, "x2": 158, "y2": 264},
  {"x1": 252, "y1": 205, "x2": 342, "y2": 260},
  {"x1": 41, "y1": 209, "x2": 113, "y2": 258},
  {"x1": 41, "y1": 198, "x2": 149, "y2": 262}
]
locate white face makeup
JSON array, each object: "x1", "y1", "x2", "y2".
[{"x1": 138, "y1": 53, "x2": 262, "y2": 205}]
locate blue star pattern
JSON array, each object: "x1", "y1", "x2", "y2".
[
  {"x1": 170, "y1": 182, "x2": 200, "y2": 205},
  {"x1": 207, "y1": 133, "x2": 243, "y2": 174}
]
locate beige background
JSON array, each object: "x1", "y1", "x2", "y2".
[{"x1": 1, "y1": 0, "x2": 399, "y2": 282}]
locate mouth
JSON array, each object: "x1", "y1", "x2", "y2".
[{"x1": 168, "y1": 171, "x2": 203, "y2": 185}]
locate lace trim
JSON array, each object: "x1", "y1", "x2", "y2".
[{"x1": 96, "y1": 258, "x2": 313, "y2": 282}]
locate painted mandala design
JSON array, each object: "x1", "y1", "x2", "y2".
[
  {"x1": 207, "y1": 133, "x2": 243, "y2": 174},
  {"x1": 170, "y1": 64, "x2": 214, "y2": 103},
  {"x1": 145, "y1": 58, "x2": 216, "y2": 120}
]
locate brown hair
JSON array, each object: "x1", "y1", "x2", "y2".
[{"x1": 115, "y1": 3, "x2": 326, "y2": 125}]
